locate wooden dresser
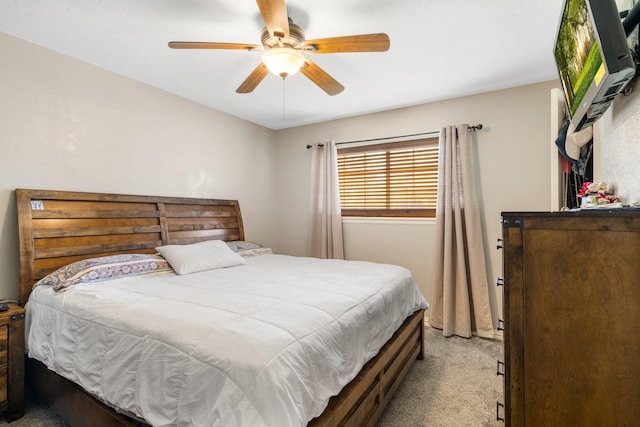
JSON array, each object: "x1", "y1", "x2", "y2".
[
  {"x1": 499, "y1": 210, "x2": 640, "y2": 426},
  {"x1": 0, "y1": 304, "x2": 24, "y2": 422}
]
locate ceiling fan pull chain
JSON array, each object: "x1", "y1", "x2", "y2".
[{"x1": 282, "y1": 78, "x2": 286, "y2": 122}]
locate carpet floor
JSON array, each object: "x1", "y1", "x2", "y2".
[
  {"x1": 376, "y1": 325, "x2": 504, "y2": 426},
  {"x1": 3, "y1": 325, "x2": 503, "y2": 426}
]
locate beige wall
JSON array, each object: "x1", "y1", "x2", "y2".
[
  {"x1": 0, "y1": 32, "x2": 278, "y2": 301},
  {"x1": 275, "y1": 80, "x2": 559, "y2": 325},
  {"x1": 1, "y1": 29, "x2": 573, "y2": 329}
]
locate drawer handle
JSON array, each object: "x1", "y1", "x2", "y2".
[
  {"x1": 496, "y1": 360, "x2": 505, "y2": 377},
  {"x1": 497, "y1": 319, "x2": 505, "y2": 331},
  {"x1": 10, "y1": 313, "x2": 25, "y2": 321},
  {"x1": 496, "y1": 402, "x2": 505, "y2": 422}
]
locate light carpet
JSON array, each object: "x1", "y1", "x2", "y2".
[
  {"x1": 4, "y1": 325, "x2": 503, "y2": 426},
  {"x1": 377, "y1": 325, "x2": 504, "y2": 427}
]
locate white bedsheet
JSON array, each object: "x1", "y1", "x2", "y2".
[{"x1": 26, "y1": 254, "x2": 428, "y2": 427}]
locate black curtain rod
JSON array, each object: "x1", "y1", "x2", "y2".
[
  {"x1": 306, "y1": 124, "x2": 483, "y2": 149},
  {"x1": 335, "y1": 131, "x2": 438, "y2": 146}
]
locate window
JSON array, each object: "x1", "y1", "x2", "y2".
[{"x1": 337, "y1": 138, "x2": 439, "y2": 218}]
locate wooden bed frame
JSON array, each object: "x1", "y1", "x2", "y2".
[{"x1": 16, "y1": 188, "x2": 425, "y2": 427}]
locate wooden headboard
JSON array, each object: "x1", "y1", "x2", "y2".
[{"x1": 16, "y1": 189, "x2": 244, "y2": 306}]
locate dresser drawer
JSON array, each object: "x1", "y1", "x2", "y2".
[
  {"x1": 0, "y1": 323, "x2": 8, "y2": 404},
  {"x1": 0, "y1": 305, "x2": 24, "y2": 421},
  {"x1": 0, "y1": 325, "x2": 8, "y2": 367},
  {"x1": 0, "y1": 325, "x2": 9, "y2": 408},
  {"x1": 0, "y1": 364, "x2": 7, "y2": 404}
]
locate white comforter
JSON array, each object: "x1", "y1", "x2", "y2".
[{"x1": 26, "y1": 254, "x2": 428, "y2": 427}]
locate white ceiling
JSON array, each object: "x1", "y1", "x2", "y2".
[{"x1": 1, "y1": 1, "x2": 564, "y2": 130}]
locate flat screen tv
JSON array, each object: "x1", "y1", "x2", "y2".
[{"x1": 554, "y1": 0, "x2": 636, "y2": 131}]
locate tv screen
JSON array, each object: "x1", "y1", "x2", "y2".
[{"x1": 554, "y1": 0, "x2": 635, "y2": 131}]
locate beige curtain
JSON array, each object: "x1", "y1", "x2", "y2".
[
  {"x1": 308, "y1": 141, "x2": 344, "y2": 259},
  {"x1": 429, "y1": 125, "x2": 493, "y2": 338}
]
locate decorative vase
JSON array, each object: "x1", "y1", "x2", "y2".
[{"x1": 581, "y1": 195, "x2": 596, "y2": 208}]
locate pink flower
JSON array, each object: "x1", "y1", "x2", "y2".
[
  {"x1": 577, "y1": 181, "x2": 620, "y2": 206},
  {"x1": 577, "y1": 182, "x2": 592, "y2": 197},
  {"x1": 596, "y1": 193, "x2": 619, "y2": 204}
]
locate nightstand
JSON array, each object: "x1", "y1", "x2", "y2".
[{"x1": 0, "y1": 304, "x2": 24, "y2": 422}]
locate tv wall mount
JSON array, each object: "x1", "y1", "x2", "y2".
[{"x1": 621, "y1": 2, "x2": 640, "y2": 93}]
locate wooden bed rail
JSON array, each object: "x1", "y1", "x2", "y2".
[{"x1": 310, "y1": 309, "x2": 424, "y2": 427}]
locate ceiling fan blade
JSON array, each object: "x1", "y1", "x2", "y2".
[
  {"x1": 168, "y1": 41, "x2": 261, "y2": 51},
  {"x1": 303, "y1": 33, "x2": 390, "y2": 54},
  {"x1": 256, "y1": 0, "x2": 290, "y2": 41},
  {"x1": 300, "y1": 59, "x2": 344, "y2": 96},
  {"x1": 236, "y1": 63, "x2": 270, "y2": 93}
]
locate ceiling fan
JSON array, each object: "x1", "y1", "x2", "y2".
[{"x1": 168, "y1": 0, "x2": 390, "y2": 96}]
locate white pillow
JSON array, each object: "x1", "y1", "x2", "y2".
[{"x1": 156, "y1": 240, "x2": 246, "y2": 275}]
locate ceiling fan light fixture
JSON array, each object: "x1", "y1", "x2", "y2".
[{"x1": 262, "y1": 48, "x2": 305, "y2": 78}]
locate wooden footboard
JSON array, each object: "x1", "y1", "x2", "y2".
[{"x1": 310, "y1": 309, "x2": 425, "y2": 427}]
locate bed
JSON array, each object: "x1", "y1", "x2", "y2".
[{"x1": 16, "y1": 188, "x2": 427, "y2": 427}]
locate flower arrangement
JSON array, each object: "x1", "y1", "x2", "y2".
[{"x1": 577, "y1": 181, "x2": 620, "y2": 207}]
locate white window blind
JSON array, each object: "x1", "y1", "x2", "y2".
[{"x1": 337, "y1": 137, "x2": 439, "y2": 218}]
